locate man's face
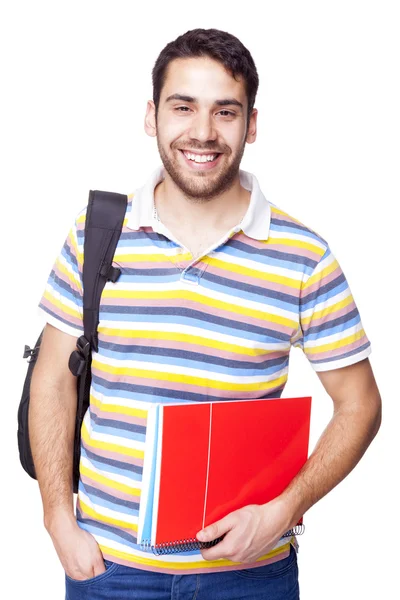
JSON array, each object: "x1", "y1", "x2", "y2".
[{"x1": 145, "y1": 57, "x2": 257, "y2": 201}]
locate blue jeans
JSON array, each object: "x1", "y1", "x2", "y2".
[{"x1": 65, "y1": 544, "x2": 299, "y2": 599}]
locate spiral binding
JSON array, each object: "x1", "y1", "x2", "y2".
[
  {"x1": 141, "y1": 536, "x2": 223, "y2": 555},
  {"x1": 281, "y1": 523, "x2": 305, "y2": 538},
  {"x1": 140, "y1": 525, "x2": 304, "y2": 555}
]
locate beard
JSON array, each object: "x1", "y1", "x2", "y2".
[{"x1": 156, "y1": 135, "x2": 247, "y2": 203}]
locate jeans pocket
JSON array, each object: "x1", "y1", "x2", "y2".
[
  {"x1": 65, "y1": 560, "x2": 119, "y2": 586},
  {"x1": 233, "y1": 545, "x2": 297, "y2": 580}
]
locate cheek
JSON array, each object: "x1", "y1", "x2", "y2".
[{"x1": 158, "y1": 118, "x2": 187, "y2": 144}]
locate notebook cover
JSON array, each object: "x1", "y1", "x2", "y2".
[{"x1": 154, "y1": 396, "x2": 311, "y2": 545}]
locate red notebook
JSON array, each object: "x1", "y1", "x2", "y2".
[{"x1": 138, "y1": 396, "x2": 311, "y2": 554}]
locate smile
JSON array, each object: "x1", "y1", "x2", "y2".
[{"x1": 179, "y1": 149, "x2": 223, "y2": 170}]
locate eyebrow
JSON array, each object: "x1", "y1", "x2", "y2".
[{"x1": 165, "y1": 93, "x2": 243, "y2": 109}]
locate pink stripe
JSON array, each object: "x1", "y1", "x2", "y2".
[
  {"x1": 90, "y1": 405, "x2": 146, "y2": 427},
  {"x1": 40, "y1": 298, "x2": 82, "y2": 328},
  {"x1": 302, "y1": 264, "x2": 344, "y2": 296},
  {"x1": 100, "y1": 298, "x2": 294, "y2": 337},
  {"x1": 100, "y1": 546, "x2": 291, "y2": 574},
  {"x1": 90, "y1": 366, "x2": 285, "y2": 399},
  {"x1": 97, "y1": 333, "x2": 287, "y2": 363},
  {"x1": 308, "y1": 337, "x2": 369, "y2": 361},
  {"x1": 82, "y1": 439, "x2": 144, "y2": 468},
  {"x1": 303, "y1": 301, "x2": 357, "y2": 330},
  {"x1": 77, "y1": 499, "x2": 138, "y2": 540},
  {"x1": 80, "y1": 473, "x2": 140, "y2": 504},
  {"x1": 205, "y1": 263, "x2": 301, "y2": 296}
]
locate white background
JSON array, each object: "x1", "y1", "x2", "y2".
[{"x1": 1, "y1": 1, "x2": 399, "y2": 598}]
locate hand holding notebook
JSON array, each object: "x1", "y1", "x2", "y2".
[
  {"x1": 196, "y1": 494, "x2": 299, "y2": 563},
  {"x1": 138, "y1": 396, "x2": 311, "y2": 554}
]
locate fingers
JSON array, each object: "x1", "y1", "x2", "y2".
[
  {"x1": 93, "y1": 559, "x2": 107, "y2": 577},
  {"x1": 200, "y1": 535, "x2": 238, "y2": 562},
  {"x1": 196, "y1": 512, "x2": 235, "y2": 544}
]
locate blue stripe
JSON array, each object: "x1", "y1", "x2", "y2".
[
  {"x1": 311, "y1": 342, "x2": 371, "y2": 365},
  {"x1": 98, "y1": 341, "x2": 289, "y2": 371},
  {"x1": 305, "y1": 311, "x2": 361, "y2": 340},
  {"x1": 91, "y1": 376, "x2": 285, "y2": 404},
  {"x1": 213, "y1": 240, "x2": 319, "y2": 270},
  {"x1": 301, "y1": 276, "x2": 348, "y2": 311},
  {"x1": 99, "y1": 308, "x2": 293, "y2": 343},
  {"x1": 80, "y1": 483, "x2": 139, "y2": 515},
  {"x1": 46, "y1": 271, "x2": 83, "y2": 306},
  {"x1": 77, "y1": 512, "x2": 138, "y2": 546},
  {"x1": 38, "y1": 303, "x2": 82, "y2": 332},
  {"x1": 97, "y1": 345, "x2": 289, "y2": 378},
  {"x1": 81, "y1": 446, "x2": 143, "y2": 478}
]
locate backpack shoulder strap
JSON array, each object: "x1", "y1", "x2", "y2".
[{"x1": 83, "y1": 190, "x2": 127, "y2": 352}]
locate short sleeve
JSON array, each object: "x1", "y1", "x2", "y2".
[
  {"x1": 37, "y1": 207, "x2": 87, "y2": 337},
  {"x1": 291, "y1": 245, "x2": 372, "y2": 371}
]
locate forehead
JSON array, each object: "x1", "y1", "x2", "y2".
[{"x1": 160, "y1": 56, "x2": 247, "y2": 105}]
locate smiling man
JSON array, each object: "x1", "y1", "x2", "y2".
[
  {"x1": 149, "y1": 53, "x2": 256, "y2": 262},
  {"x1": 31, "y1": 28, "x2": 381, "y2": 600}
]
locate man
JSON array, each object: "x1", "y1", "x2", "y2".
[{"x1": 30, "y1": 28, "x2": 381, "y2": 600}]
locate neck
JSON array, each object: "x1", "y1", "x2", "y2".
[{"x1": 154, "y1": 172, "x2": 251, "y2": 232}]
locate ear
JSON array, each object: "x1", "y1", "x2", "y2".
[
  {"x1": 144, "y1": 100, "x2": 157, "y2": 137},
  {"x1": 246, "y1": 108, "x2": 258, "y2": 144}
]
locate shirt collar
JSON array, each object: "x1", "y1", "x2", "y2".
[{"x1": 126, "y1": 164, "x2": 271, "y2": 241}]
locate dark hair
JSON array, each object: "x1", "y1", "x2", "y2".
[{"x1": 152, "y1": 28, "x2": 259, "y2": 126}]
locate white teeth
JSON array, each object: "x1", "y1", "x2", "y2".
[{"x1": 183, "y1": 151, "x2": 218, "y2": 163}]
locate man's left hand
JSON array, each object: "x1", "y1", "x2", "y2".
[{"x1": 196, "y1": 498, "x2": 292, "y2": 563}]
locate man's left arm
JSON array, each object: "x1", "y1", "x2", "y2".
[{"x1": 198, "y1": 358, "x2": 381, "y2": 563}]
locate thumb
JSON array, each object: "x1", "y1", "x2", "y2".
[{"x1": 196, "y1": 513, "x2": 236, "y2": 542}]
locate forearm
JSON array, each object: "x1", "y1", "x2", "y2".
[
  {"x1": 276, "y1": 395, "x2": 381, "y2": 528},
  {"x1": 29, "y1": 369, "x2": 77, "y2": 530}
]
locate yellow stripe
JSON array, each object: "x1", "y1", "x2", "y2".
[
  {"x1": 98, "y1": 541, "x2": 291, "y2": 570},
  {"x1": 56, "y1": 257, "x2": 83, "y2": 293},
  {"x1": 42, "y1": 289, "x2": 82, "y2": 320},
  {"x1": 69, "y1": 232, "x2": 83, "y2": 266},
  {"x1": 90, "y1": 394, "x2": 148, "y2": 419},
  {"x1": 91, "y1": 359, "x2": 288, "y2": 392},
  {"x1": 303, "y1": 257, "x2": 339, "y2": 290},
  {"x1": 70, "y1": 222, "x2": 84, "y2": 265},
  {"x1": 113, "y1": 250, "x2": 193, "y2": 264},
  {"x1": 301, "y1": 293, "x2": 354, "y2": 326},
  {"x1": 112, "y1": 252, "x2": 178, "y2": 263},
  {"x1": 79, "y1": 498, "x2": 138, "y2": 532},
  {"x1": 81, "y1": 421, "x2": 144, "y2": 459},
  {"x1": 270, "y1": 205, "x2": 304, "y2": 225},
  {"x1": 267, "y1": 236, "x2": 325, "y2": 256},
  {"x1": 80, "y1": 464, "x2": 141, "y2": 497},
  {"x1": 97, "y1": 328, "x2": 281, "y2": 357},
  {"x1": 101, "y1": 289, "x2": 297, "y2": 330},
  {"x1": 203, "y1": 256, "x2": 302, "y2": 289},
  {"x1": 306, "y1": 328, "x2": 366, "y2": 354}
]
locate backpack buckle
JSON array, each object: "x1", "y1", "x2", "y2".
[
  {"x1": 68, "y1": 335, "x2": 91, "y2": 376},
  {"x1": 100, "y1": 263, "x2": 121, "y2": 283},
  {"x1": 76, "y1": 335, "x2": 90, "y2": 359},
  {"x1": 23, "y1": 344, "x2": 39, "y2": 362}
]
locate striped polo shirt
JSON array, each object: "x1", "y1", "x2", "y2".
[{"x1": 38, "y1": 165, "x2": 371, "y2": 575}]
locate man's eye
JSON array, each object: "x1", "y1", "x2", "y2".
[{"x1": 174, "y1": 107, "x2": 235, "y2": 117}]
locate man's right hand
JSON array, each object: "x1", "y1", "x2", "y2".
[{"x1": 46, "y1": 511, "x2": 107, "y2": 581}]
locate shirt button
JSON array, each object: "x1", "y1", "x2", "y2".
[{"x1": 181, "y1": 271, "x2": 199, "y2": 285}]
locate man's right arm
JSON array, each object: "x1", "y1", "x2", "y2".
[{"x1": 29, "y1": 323, "x2": 106, "y2": 580}]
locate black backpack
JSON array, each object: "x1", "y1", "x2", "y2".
[{"x1": 17, "y1": 190, "x2": 128, "y2": 493}]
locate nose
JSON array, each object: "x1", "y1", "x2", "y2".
[{"x1": 189, "y1": 109, "x2": 218, "y2": 144}]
